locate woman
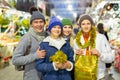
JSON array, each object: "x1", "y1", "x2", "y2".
[
  {"x1": 74, "y1": 14, "x2": 114, "y2": 80},
  {"x1": 12, "y1": 9, "x2": 46, "y2": 80},
  {"x1": 36, "y1": 16, "x2": 74, "y2": 80},
  {"x1": 97, "y1": 23, "x2": 112, "y2": 74},
  {"x1": 62, "y1": 18, "x2": 74, "y2": 80},
  {"x1": 97, "y1": 23, "x2": 109, "y2": 40},
  {"x1": 62, "y1": 18, "x2": 74, "y2": 47}
]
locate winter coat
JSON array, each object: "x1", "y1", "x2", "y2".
[
  {"x1": 12, "y1": 31, "x2": 46, "y2": 80},
  {"x1": 64, "y1": 36, "x2": 74, "y2": 48},
  {"x1": 36, "y1": 36, "x2": 74, "y2": 80}
]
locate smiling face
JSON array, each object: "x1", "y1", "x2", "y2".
[
  {"x1": 31, "y1": 19, "x2": 45, "y2": 32},
  {"x1": 80, "y1": 19, "x2": 92, "y2": 33},
  {"x1": 50, "y1": 25, "x2": 62, "y2": 38},
  {"x1": 63, "y1": 25, "x2": 72, "y2": 36}
]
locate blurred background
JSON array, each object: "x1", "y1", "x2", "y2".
[{"x1": 0, "y1": 0, "x2": 120, "y2": 80}]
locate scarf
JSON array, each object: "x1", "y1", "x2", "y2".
[
  {"x1": 63, "y1": 36, "x2": 70, "y2": 42},
  {"x1": 83, "y1": 32, "x2": 90, "y2": 55},
  {"x1": 28, "y1": 27, "x2": 46, "y2": 42}
]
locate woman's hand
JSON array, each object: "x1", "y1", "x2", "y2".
[
  {"x1": 90, "y1": 49, "x2": 100, "y2": 57},
  {"x1": 76, "y1": 48, "x2": 84, "y2": 55}
]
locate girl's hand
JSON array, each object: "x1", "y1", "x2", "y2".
[
  {"x1": 63, "y1": 61, "x2": 72, "y2": 69},
  {"x1": 55, "y1": 61, "x2": 72, "y2": 70},
  {"x1": 55, "y1": 62, "x2": 64, "y2": 69}
]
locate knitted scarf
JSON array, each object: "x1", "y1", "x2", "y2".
[{"x1": 28, "y1": 27, "x2": 46, "y2": 42}]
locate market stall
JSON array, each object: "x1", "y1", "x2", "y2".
[
  {"x1": 89, "y1": 1, "x2": 120, "y2": 79},
  {"x1": 0, "y1": 6, "x2": 30, "y2": 68}
]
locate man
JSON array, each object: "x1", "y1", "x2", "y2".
[{"x1": 12, "y1": 10, "x2": 46, "y2": 80}]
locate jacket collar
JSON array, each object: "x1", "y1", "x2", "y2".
[{"x1": 43, "y1": 36, "x2": 66, "y2": 50}]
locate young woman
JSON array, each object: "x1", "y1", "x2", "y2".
[
  {"x1": 36, "y1": 16, "x2": 74, "y2": 80},
  {"x1": 97, "y1": 23, "x2": 109, "y2": 40},
  {"x1": 62, "y1": 18, "x2": 74, "y2": 47},
  {"x1": 62, "y1": 18, "x2": 74, "y2": 80},
  {"x1": 74, "y1": 14, "x2": 114, "y2": 80},
  {"x1": 97, "y1": 23, "x2": 113, "y2": 74}
]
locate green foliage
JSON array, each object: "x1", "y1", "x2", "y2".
[
  {"x1": 8, "y1": 0, "x2": 16, "y2": 8},
  {"x1": 16, "y1": 20, "x2": 22, "y2": 27},
  {"x1": 0, "y1": 15, "x2": 10, "y2": 25},
  {"x1": 16, "y1": 18, "x2": 30, "y2": 28},
  {"x1": 21, "y1": 18, "x2": 30, "y2": 28},
  {"x1": 2, "y1": 25, "x2": 8, "y2": 28},
  {"x1": 0, "y1": 43, "x2": 3, "y2": 47}
]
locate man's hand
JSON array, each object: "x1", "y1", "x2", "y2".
[{"x1": 36, "y1": 48, "x2": 46, "y2": 58}]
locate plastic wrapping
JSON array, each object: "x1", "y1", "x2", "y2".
[{"x1": 75, "y1": 55, "x2": 98, "y2": 80}]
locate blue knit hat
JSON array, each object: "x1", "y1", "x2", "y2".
[{"x1": 48, "y1": 16, "x2": 63, "y2": 31}]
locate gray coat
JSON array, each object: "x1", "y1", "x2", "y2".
[{"x1": 12, "y1": 32, "x2": 45, "y2": 80}]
